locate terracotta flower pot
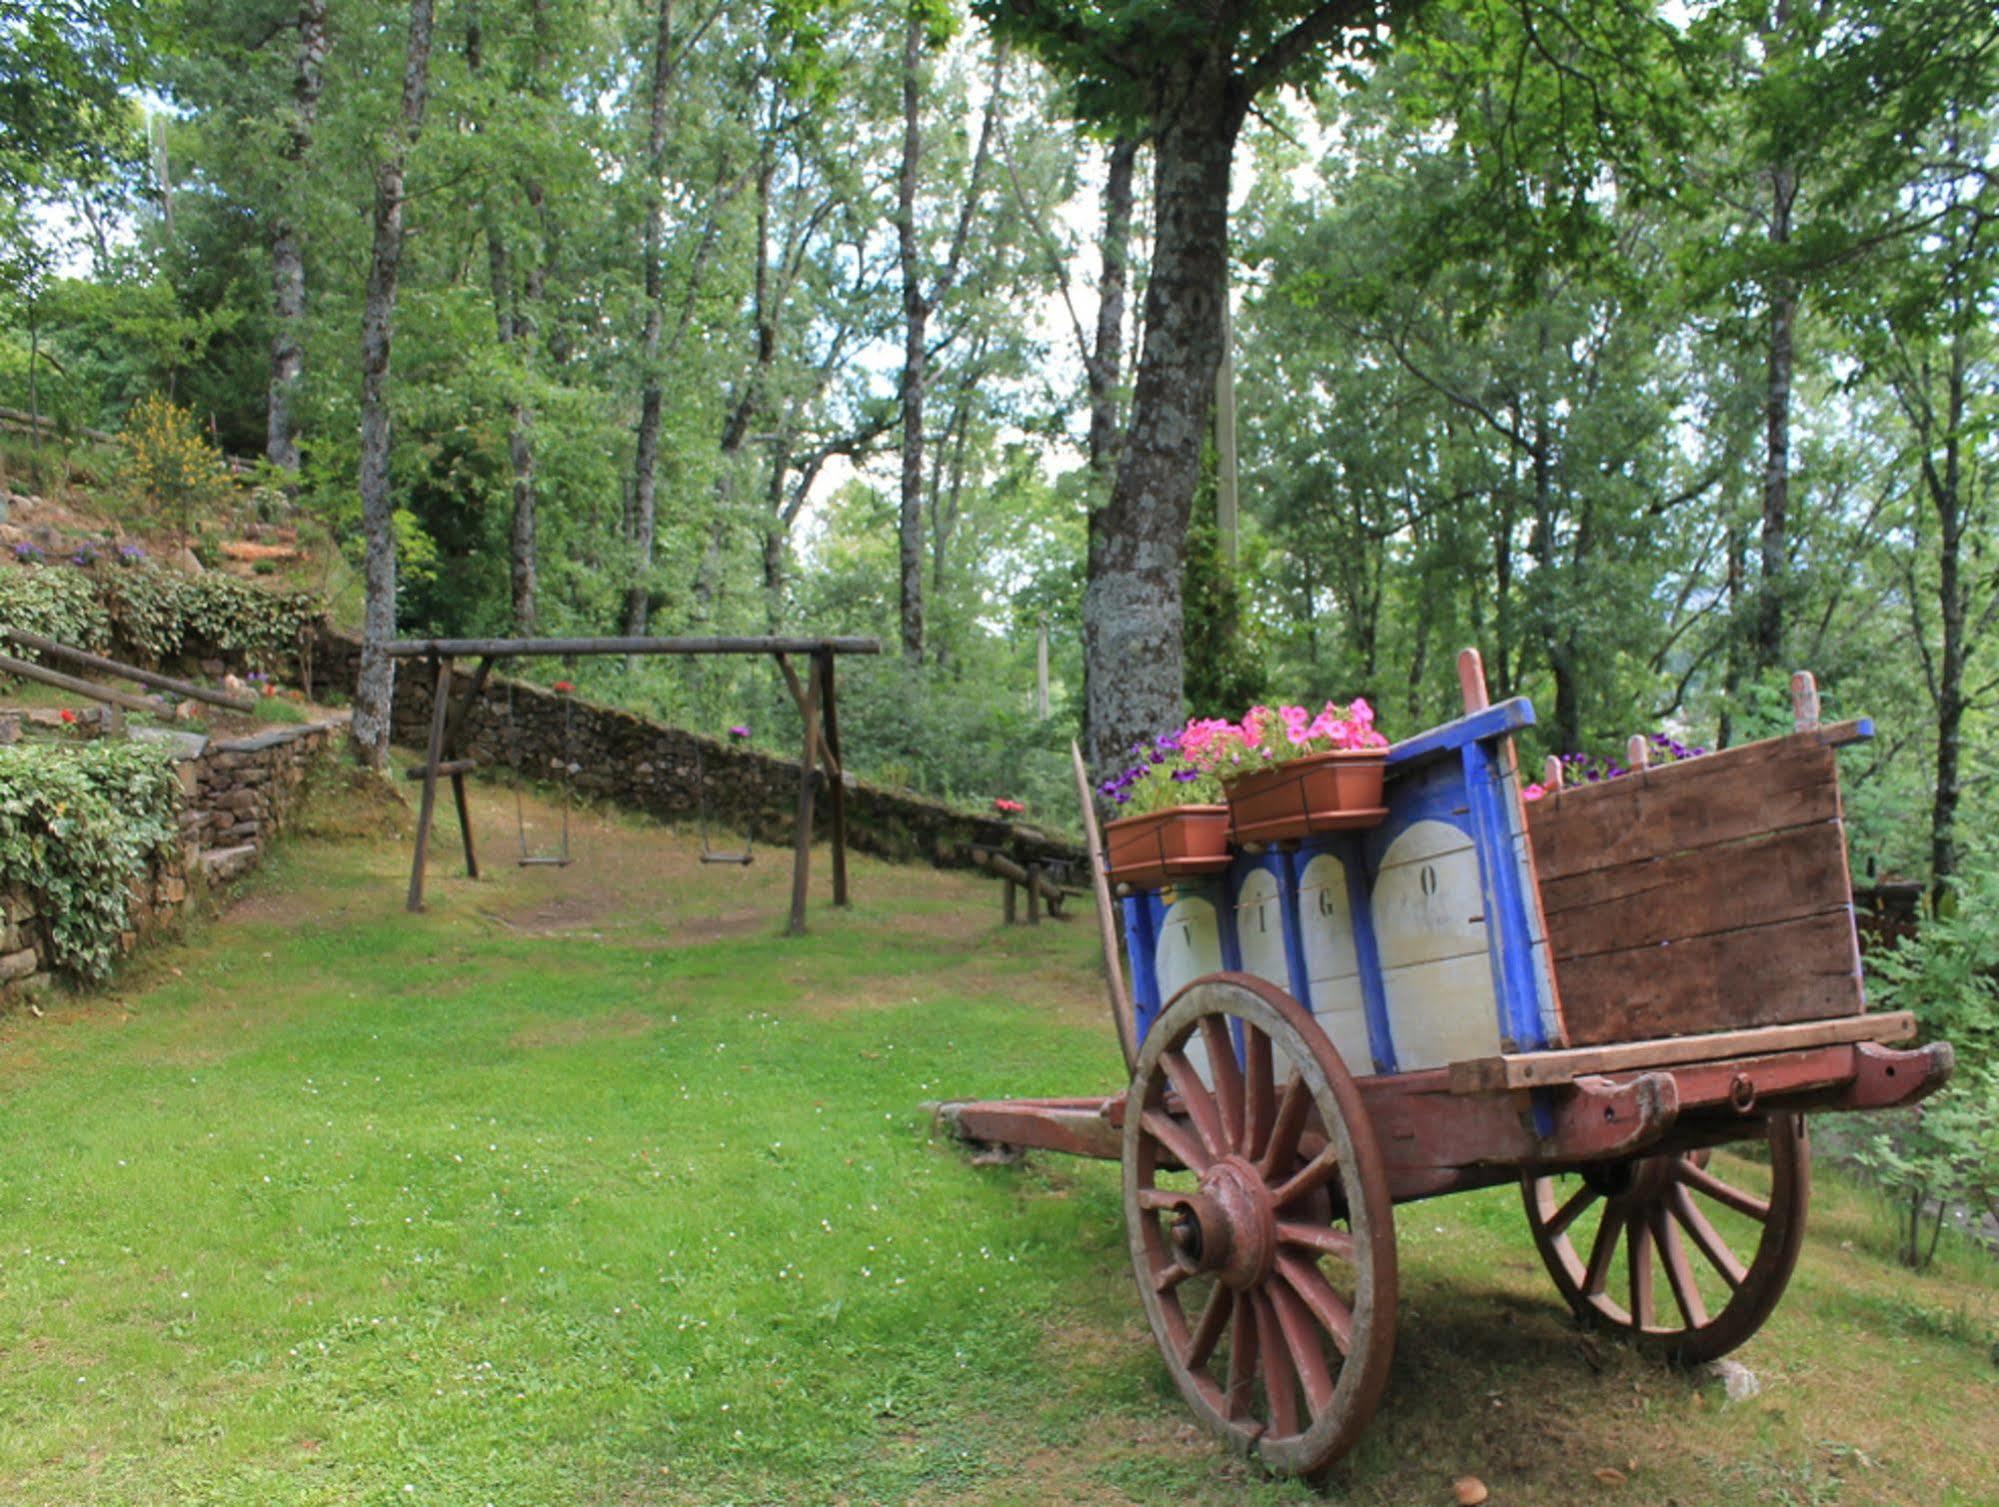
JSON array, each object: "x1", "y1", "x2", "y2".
[
  {"x1": 1222, "y1": 749, "x2": 1388, "y2": 843},
  {"x1": 1102, "y1": 805, "x2": 1232, "y2": 889}
]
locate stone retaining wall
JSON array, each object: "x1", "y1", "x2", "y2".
[
  {"x1": 311, "y1": 629, "x2": 1082, "y2": 874},
  {"x1": 0, "y1": 718, "x2": 346, "y2": 1010}
]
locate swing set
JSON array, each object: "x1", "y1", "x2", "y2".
[{"x1": 388, "y1": 634, "x2": 879, "y2": 934}]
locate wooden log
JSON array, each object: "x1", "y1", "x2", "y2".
[
  {"x1": 1003, "y1": 876, "x2": 1017, "y2": 924},
  {"x1": 773, "y1": 653, "x2": 841, "y2": 777},
  {"x1": 0, "y1": 628, "x2": 257, "y2": 711},
  {"x1": 1026, "y1": 862, "x2": 1042, "y2": 925},
  {"x1": 1448, "y1": 1011, "x2": 1916, "y2": 1095},
  {"x1": 403, "y1": 758, "x2": 477, "y2": 780},
  {"x1": 0, "y1": 652, "x2": 165, "y2": 714},
  {"x1": 386, "y1": 635, "x2": 880, "y2": 659},
  {"x1": 450, "y1": 771, "x2": 479, "y2": 879},
  {"x1": 406, "y1": 656, "x2": 453, "y2": 913}
]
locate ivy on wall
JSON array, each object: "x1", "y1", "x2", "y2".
[
  {"x1": 0, "y1": 742, "x2": 182, "y2": 981},
  {"x1": 0, "y1": 562, "x2": 320, "y2": 670}
]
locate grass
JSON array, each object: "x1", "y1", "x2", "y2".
[{"x1": 0, "y1": 778, "x2": 1995, "y2": 1505}]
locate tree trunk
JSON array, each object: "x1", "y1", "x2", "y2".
[
  {"x1": 1929, "y1": 337, "x2": 1967, "y2": 897},
  {"x1": 624, "y1": 0, "x2": 674, "y2": 636},
  {"x1": 1086, "y1": 134, "x2": 1137, "y2": 479},
  {"x1": 1082, "y1": 57, "x2": 1236, "y2": 771},
  {"x1": 895, "y1": 10, "x2": 928, "y2": 661},
  {"x1": 352, "y1": 0, "x2": 436, "y2": 768},
  {"x1": 1753, "y1": 1, "x2": 1798, "y2": 677},
  {"x1": 266, "y1": 0, "x2": 328, "y2": 480}
]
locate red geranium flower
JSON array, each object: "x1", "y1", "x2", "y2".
[
  {"x1": 551, "y1": 680, "x2": 575, "y2": 694},
  {"x1": 59, "y1": 709, "x2": 77, "y2": 724},
  {"x1": 992, "y1": 797, "x2": 1024, "y2": 815}
]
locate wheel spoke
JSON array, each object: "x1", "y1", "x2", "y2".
[
  {"x1": 1265, "y1": 1273, "x2": 1336, "y2": 1414},
  {"x1": 1184, "y1": 1284, "x2": 1233, "y2": 1371},
  {"x1": 1225, "y1": 1295, "x2": 1260, "y2": 1420},
  {"x1": 1275, "y1": 1252, "x2": 1354, "y2": 1354},
  {"x1": 1243, "y1": 1025, "x2": 1275, "y2": 1158},
  {"x1": 1678, "y1": 1160, "x2": 1770, "y2": 1221},
  {"x1": 1198, "y1": 1015, "x2": 1246, "y2": 1154},
  {"x1": 1259, "y1": 1072, "x2": 1311, "y2": 1179},
  {"x1": 1154, "y1": 1260, "x2": 1192, "y2": 1294},
  {"x1": 1278, "y1": 1220, "x2": 1356, "y2": 1263},
  {"x1": 1627, "y1": 1214, "x2": 1654, "y2": 1328},
  {"x1": 1255, "y1": 1290, "x2": 1302, "y2": 1438},
  {"x1": 1272, "y1": 1145, "x2": 1341, "y2": 1210},
  {"x1": 1542, "y1": 1179, "x2": 1598, "y2": 1240},
  {"x1": 1161, "y1": 1050, "x2": 1230, "y2": 1160},
  {"x1": 1141, "y1": 1109, "x2": 1212, "y2": 1174},
  {"x1": 1135, "y1": 1187, "x2": 1180, "y2": 1212},
  {"x1": 1670, "y1": 1184, "x2": 1745, "y2": 1290},
  {"x1": 1651, "y1": 1204, "x2": 1709, "y2": 1330},
  {"x1": 1582, "y1": 1205, "x2": 1626, "y2": 1297}
]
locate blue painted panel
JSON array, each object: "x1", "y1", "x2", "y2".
[{"x1": 1386, "y1": 697, "x2": 1536, "y2": 772}]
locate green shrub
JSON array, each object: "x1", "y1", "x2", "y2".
[
  {"x1": 99, "y1": 562, "x2": 320, "y2": 670},
  {"x1": 0, "y1": 567, "x2": 113, "y2": 651},
  {"x1": 0, "y1": 742, "x2": 182, "y2": 981},
  {"x1": 1855, "y1": 866, "x2": 1999, "y2": 1268}
]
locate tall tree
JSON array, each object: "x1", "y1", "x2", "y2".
[
  {"x1": 352, "y1": 0, "x2": 437, "y2": 766},
  {"x1": 624, "y1": 0, "x2": 676, "y2": 637},
  {"x1": 894, "y1": 18, "x2": 1005, "y2": 660},
  {"x1": 982, "y1": 0, "x2": 1399, "y2": 766},
  {"x1": 266, "y1": 0, "x2": 328, "y2": 482}
]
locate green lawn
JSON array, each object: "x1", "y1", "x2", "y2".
[{"x1": 0, "y1": 778, "x2": 1994, "y2": 1505}]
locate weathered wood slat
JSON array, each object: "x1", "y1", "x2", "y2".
[
  {"x1": 1448, "y1": 1011, "x2": 1915, "y2": 1094},
  {"x1": 0, "y1": 628, "x2": 257, "y2": 711},
  {"x1": 1540, "y1": 821, "x2": 1854, "y2": 962},
  {"x1": 1550, "y1": 909, "x2": 1865, "y2": 1045},
  {"x1": 1531, "y1": 735, "x2": 1841, "y2": 882}
]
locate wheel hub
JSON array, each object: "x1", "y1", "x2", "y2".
[{"x1": 1161, "y1": 1156, "x2": 1278, "y2": 1289}]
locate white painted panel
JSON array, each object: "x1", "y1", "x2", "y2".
[
  {"x1": 1296, "y1": 852, "x2": 1376, "y2": 1072},
  {"x1": 1371, "y1": 820, "x2": 1488, "y2": 969},
  {"x1": 1378, "y1": 952, "x2": 1504, "y2": 1069},
  {"x1": 1372, "y1": 819, "x2": 1501, "y2": 1071},
  {"x1": 1156, "y1": 892, "x2": 1225, "y2": 1082},
  {"x1": 1233, "y1": 866, "x2": 1289, "y2": 988}
]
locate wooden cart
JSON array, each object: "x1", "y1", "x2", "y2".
[{"x1": 936, "y1": 651, "x2": 1952, "y2": 1477}]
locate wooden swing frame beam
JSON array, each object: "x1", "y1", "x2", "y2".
[{"x1": 386, "y1": 635, "x2": 880, "y2": 932}]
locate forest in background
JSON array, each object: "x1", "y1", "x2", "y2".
[{"x1": 2, "y1": 0, "x2": 1997, "y2": 902}]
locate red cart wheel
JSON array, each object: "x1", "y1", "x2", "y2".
[
  {"x1": 1522, "y1": 1113, "x2": 1810, "y2": 1364},
  {"x1": 1124, "y1": 973, "x2": 1397, "y2": 1477}
]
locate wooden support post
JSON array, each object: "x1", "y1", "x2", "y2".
[
  {"x1": 1025, "y1": 862, "x2": 1042, "y2": 925},
  {"x1": 1791, "y1": 670, "x2": 1820, "y2": 732},
  {"x1": 442, "y1": 655, "x2": 494, "y2": 878},
  {"x1": 818, "y1": 649, "x2": 849, "y2": 908},
  {"x1": 1003, "y1": 876, "x2": 1017, "y2": 924},
  {"x1": 785, "y1": 653, "x2": 821, "y2": 937},
  {"x1": 406, "y1": 655, "x2": 453, "y2": 913},
  {"x1": 0, "y1": 652, "x2": 165, "y2": 714},
  {"x1": 1456, "y1": 647, "x2": 1490, "y2": 714},
  {"x1": 451, "y1": 772, "x2": 479, "y2": 878},
  {"x1": 1072, "y1": 741, "x2": 1138, "y2": 1074}
]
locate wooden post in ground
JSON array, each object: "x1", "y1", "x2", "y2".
[
  {"x1": 406, "y1": 654, "x2": 453, "y2": 912},
  {"x1": 786, "y1": 655, "x2": 821, "y2": 937},
  {"x1": 1003, "y1": 876, "x2": 1017, "y2": 924},
  {"x1": 818, "y1": 649, "x2": 849, "y2": 907},
  {"x1": 1025, "y1": 862, "x2": 1042, "y2": 925}
]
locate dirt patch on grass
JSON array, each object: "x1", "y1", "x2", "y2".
[{"x1": 510, "y1": 1007, "x2": 658, "y2": 1049}]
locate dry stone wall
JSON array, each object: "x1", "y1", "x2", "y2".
[{"x1": 0, "y1": 718, "x2": 345, "y2": 1011}]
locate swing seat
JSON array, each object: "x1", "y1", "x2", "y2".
[
  {"x1": 518, "y1": 855, "x2": 573, "y2": 868},
  {"x1": 700, "y1": 850, "x2": 754, "y2": 867}
]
